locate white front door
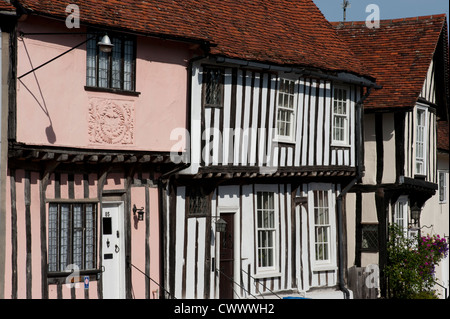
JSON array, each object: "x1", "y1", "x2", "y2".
[{"x1": 102, "y1": 202, "x2": 125, "y2": 299}]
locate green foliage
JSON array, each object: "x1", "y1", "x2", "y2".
[{"x1": 385, "y1": 224, "x2": 448, "y2": 299}]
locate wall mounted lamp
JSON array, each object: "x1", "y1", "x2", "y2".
[
  {"x1": 17, "y1": 31, "x2": 114, "y2": 79},
  {"x1": 98, "y1": 34, "x2": 114, "y2": 53},
  {"x1": 410, "y1": 203, "x2": 421, "y2": 226},
  {"x1": 214, "y1": 217, "x2": 227, "y2": 233},
  {"x1": 133, "y1": 204, "x2": 145, "y2": 221}
]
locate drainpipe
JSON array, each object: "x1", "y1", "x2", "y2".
[
  {"x1": 0, "y1": 25, "x2": 3, "y2": 300},
  {"x1": 337, "y1": 87, "x2": 373, "y2": 299}
]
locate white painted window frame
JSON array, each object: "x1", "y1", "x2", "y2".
[
  {"x1": 275, "y1": 77, "x2": 297, "y2": 144},
  {"x1": 308, "y1": 183, "x2": 337, "y2": 271},
  {"x1": 394, "y1": 196, "x2": 408, "y2": 234},
  {"x1": 393, "y1": 196, "x2": 417, "y2": 240},
  {"x1": 438, "y1": 170, "x2": 447, "y2": 203},
  {"x1": 331, "y1": 85, "x2": 350, "y2": 146},
  {"x1": 415, "y1": 104, "x2": 428, "y2": 176},
  {"x1": 254, "y1": 185, "x2": 281, "y2": 277}
]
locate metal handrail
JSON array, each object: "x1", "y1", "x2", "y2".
[
  {"x1": 241, "y1": 268, "x2": 282, "y2": 299},
  {"x1": 128, "y1": 261, "x2": 176, "y2": 299},
  {"x1": 433, "y1": 280, "x2": 448, "y2": 299}
]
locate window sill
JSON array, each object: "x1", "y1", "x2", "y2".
[
  {"x1": 47, "y1": 269, "x2": 102, "y2": 284},
  {"x1": 361, "y1": 249, "x2": 379, "y2": 253},
  {"x1": 273, "y1": 138, "x2": 296, "y2": 145},
  {"x1": 311, "y1": 265, "x2": 337, "y2": 272},
  {"x1": 330, "y1": 143, "x2": 350, "y2": 149},
  {"x1": 47, "y1": 268, "x2": 102, "y2": 278},
  {"x1": 253, "y1": 271, "x2": 282, "y2": 279},
  {"x1": 85, "y1": 86, "x2": 141, "y2": 96}
]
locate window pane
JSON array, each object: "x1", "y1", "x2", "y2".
[
  {"x1": 123, "y1": 40, "x2": 134, "y2": 91},
  {"x1": 73, "y1": 204, "x2": 83, "y2": 269},
  {"x1": 85, "y1": 204, "x2": 95, "y2": 269},
  {"x1": 111, "y1": 38, "x2": 122, "y2": 89},
  {"x1": 86, "y1": 35, "x2": 97, "y2": 87},
  {"x1": 204, "y1": 68, "x2": 223, "y2": 107},
  {"x1": 48, "y1": 204, "x2": 58, "y2": 272},
  {"x1": 60, "y1": 204, "x2": 70, "y2": 271},
  {"x1": 362, "y1": 224, "x2": 378, "y2": 250},
  {"x1": 267, "y1": 247, "x2": 274, "y2": 267},
  {"x1": 98, "y1": 50, "x2": 109, "y2": 88}
]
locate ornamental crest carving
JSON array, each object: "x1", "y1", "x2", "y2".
[{"x1": 88, "y1": 98, "x2": 134, "y2": 145}]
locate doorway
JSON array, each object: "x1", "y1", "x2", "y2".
[
  {"x1": 101, "y1": 202, "x2": 125, "y2": 299},
  {"x1": 219, "y1": 213, "x2": 234, "y2": 299}
]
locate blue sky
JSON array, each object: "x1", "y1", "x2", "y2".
[{"x1": 312, "y1": 0, "x2": 449, "y2": 24}]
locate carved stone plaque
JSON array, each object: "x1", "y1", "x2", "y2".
[{"x1": 88, "y1": 98, "x2": 134, "y2": 145}]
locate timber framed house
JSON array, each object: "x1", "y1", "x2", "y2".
[
  {"x1": 335, "y1": 15, "x2": 449, "y2": 298},
  {"x1": 163, "y1": 0, "x2": 380, "y2": 299}
]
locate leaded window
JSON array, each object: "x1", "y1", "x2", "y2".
[
  {"x1": 86, "y1": 33, "x2": 136, "y2": 91},
  {"x1": 188, "y1": 187, "x2": 210, "y2": 216},
  {"x1": 203, "y1": 67, "x2": 223, "y2": 108},
  {"x1": 48, "y1": 203, "x2": 97, "y2": 272},
  {"x1": 361, "y1": 224, "x2": 378, "y2": 251}
]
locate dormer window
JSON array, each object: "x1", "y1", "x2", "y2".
[{"x1": 86, "y1": 33, "x2": 136, "y2": 92}]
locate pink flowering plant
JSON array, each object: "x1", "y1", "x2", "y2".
[
  {"x1": 418, "y1": 234, "x2": 449, "y2": 280},
  {"x1": 386, "y1": 225, "x2": 449, "y2": 299}
]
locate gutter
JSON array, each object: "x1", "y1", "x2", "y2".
[
  {"x1": 214, "y1": 56, "x2": 382, "y2": 89},
  {"x1": 336, "y1": 87, "x2": 373, "y2": 299}
]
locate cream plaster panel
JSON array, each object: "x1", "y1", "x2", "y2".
[
  {"x1": 362, "y1": 114, "x2": 376, "y2": 185},
  {"x1": 382, "y1": 113, "x2": 396, "y2": 184}
]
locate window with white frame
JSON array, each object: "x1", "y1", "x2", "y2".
[
  {"x1": 313, "y1": 190, "x2": 331, "y2": 262},
  {"x1": 415, "y1": 106, "x2": 427, "y2": 176},
  {"x1": 255, "y1": 191, "x2": 278, "y2": 273},
  {"x1": 393, "y1": 196, "x2": 417, "y2": 239},
  {"x1": 308, "y1": 184, "x2": 336, "y2": 270},
  {"x1": 86, "y1": 33, "x2": 136, "y2": 91},
  {"x1": 48, "y1": 202, "x2": 97, "y2": 273},
  {"x1": 276, "y1": 78, "x2": 296, "y2": 142},
  {"x1": 332, "y1": 87, "x2": 349, "y2": 145},
  {"x1": 394, "y1": 197, "x2": 408, "y2": 232},
  {"x1": 439, "y1": 170, "x2": 447, "y2": 203}
]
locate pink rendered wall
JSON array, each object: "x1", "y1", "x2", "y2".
[
  {"x1": 130, "y1": 184, "x2": 161, "y2": 299},
  {"x1": 16, "y1": 16, "x2": 190, "y2": 152}
]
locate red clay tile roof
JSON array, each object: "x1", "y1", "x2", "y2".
[
  {"x1": 13, "y1": 0, "x2": 370, "y2": 78},
  {"x1": 0, "y1": 0, "x2": 15, "y2": 11},
  {"x1": 437, "y1": 120, "x2": 449, "y2": 152},
  {"x1": 333, "y1": 15, "x2": 448, "y2": 110}
]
